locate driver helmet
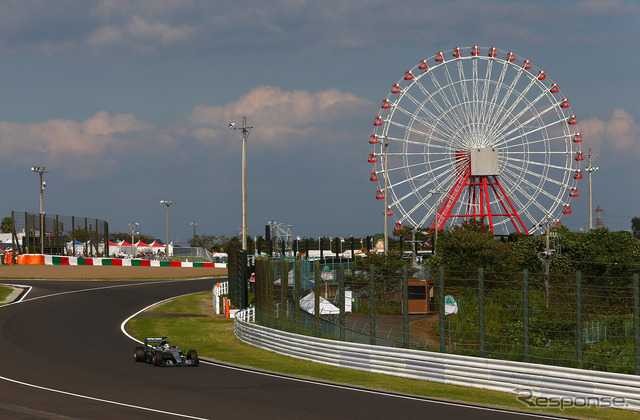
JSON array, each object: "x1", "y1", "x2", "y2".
[{"x1": 163, "y1": 343, "x2": 170, "y2": 349}]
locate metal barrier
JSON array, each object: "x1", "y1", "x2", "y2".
[
  {"x1": 213, "y1": 281, "x2": 229, "y2": 315},
  {"x1": 234, "y1": 307, "x2": 640, "y2": 411}
]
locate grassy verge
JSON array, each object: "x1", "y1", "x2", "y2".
[
  {"x1": 0, "y1": 286, "x2": 12, "y2": 303},
  {"x1": 125, "y1": 291, "x2": 636, "y2": 420}
]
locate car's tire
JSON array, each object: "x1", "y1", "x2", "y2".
[
  {"x1": 188, "y1": 350, "x2": 198, "y2": 365},
  {"x1": 134, "y1": 346, "x2": 145, "y2": 362},
  {"x1": 153, "y1": 351, "x2": 162, "y2": 366}
]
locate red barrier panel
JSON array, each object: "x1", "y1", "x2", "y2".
[
  {"x1": 16, "y1": 254, "x2": 45, "y2": 265},
  {"x1": 111, "y1": 259, "x2": 122, "y2": 266}
]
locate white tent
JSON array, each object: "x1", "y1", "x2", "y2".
[{"x1": 299, "y1": 291, "x2": 340, "y2": 315}]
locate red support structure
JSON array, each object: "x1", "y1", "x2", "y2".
[{"x1": 432, "y1": 151, "x2": 529, "y2": 234}]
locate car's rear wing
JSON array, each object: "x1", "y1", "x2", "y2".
[{"x1": 144, "y1": 337, "x2": 167, "y2": 347}]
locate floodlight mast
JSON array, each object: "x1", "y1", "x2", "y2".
[
  {"x1": 229, "y1": 117, "x2": 253, "y2": 251},
  {"x1": 585, "y1": 148, "x2": 598, "y2": 231},
  {"x1": 31, "y1": 166, "x2": 48, "y2": 254},
  {"x1": 160, "y1": 201, "x2": 172, "y2": 259}
]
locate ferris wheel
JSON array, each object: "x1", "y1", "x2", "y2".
[{"x1": 369, "y1": 46, "x2": 584, "y2": 235}]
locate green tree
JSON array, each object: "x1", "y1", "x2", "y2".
[
  {"x1": 188, "y1": 234, "x2": 218, "y2": 251},
  {"x1": 1, "y1": 217, "x2": 13, "y2": 233},
  {"x1": 632, "y1": 216, "x2": 640, "y2": 239},
  {"x1": 426, "y1": 220, "x2": 514, "y2": 272}
]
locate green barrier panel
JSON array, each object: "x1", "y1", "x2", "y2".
[
  {"x1": 77, "y1": 258, "x2": 86, "y2": 266},
  {"x1": 131, "y1": 259, "x2": 142, "y2": 267},
  {"x1": 160, "y1": 261, "x2": 170, "y2": 267},
  {"x1": 52, "y1": 256, "x2": 61, "y2": 265},
  {"x1": 102, "y1": 259, "x2": 112, "y2": 266}
]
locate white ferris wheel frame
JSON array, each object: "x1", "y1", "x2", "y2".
[{"x1": 369, "y1": 46, "x2": 584, "y2": 235}]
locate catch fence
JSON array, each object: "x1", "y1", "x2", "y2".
[
  {"x1": 243, "y1": 257, "x2": 640, "y2": 375},
  {"x1": 10, "y1": 211, "x2": 109, "y2": 256}
]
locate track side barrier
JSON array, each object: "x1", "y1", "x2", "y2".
[
  {"x1": 16, "y1": 254, "x2": 216, "y2": 268},
  {"x1": 234, "y1": 307, "x2": 640, "y2": 412}
]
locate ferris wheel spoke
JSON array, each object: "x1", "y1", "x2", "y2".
[
  {"x1": 501, "y1": 134, "x2": 567, "y2": 151},
  {"x1": 427, "y1": 72, "x2": 468, "y2": 130},
  {"x1": 502, "y1": 163, "x2": 567, "y2": 198},
  {"x1": 480, "y1": 60, "x2": 509, "y2": 128},
  {"x1": 485, "y1": 65, "x2": 524, "y2": 129},
  {"x1": 455, "y1": 59, "x2": 474, "y2": 128},
  {"x1": 503, "y1": 158, "x2": 571, "y2": 185},
  {"x1": 399, "y1": 88, "x2": 460, "y2": 138},
  {"x1": 492, "y1": 76, "x2": 539, "y2": 132},
  {"x1": 411, "y1": 79, "x2": 464, "y2": 136},
  {"x1": 497, "y1": 114, "x2": 566, "y2": 148},
  {"x1": 498, "y1": 170, "x2": 551, "y2": 218},
  {"x1": 442, "y1": 60, "x2": 468, "y2": 125},
  {"x1": 387, "y1": 118, "x2": 454, "y2": 148}
]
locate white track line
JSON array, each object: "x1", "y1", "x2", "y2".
[
  {"x1": 122, "y1": 296, "x2": 566, "y2": 420},
  {"x1": 0, "y1": 279, "x2": 213, "y2": 419}
]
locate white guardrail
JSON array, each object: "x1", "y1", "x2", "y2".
[
  {"x1": 212, "y1": 282, "x2": 229, "y2": 315},
  {"x1": 234, "y1": 307, "x2": 640, "y2": 411}
]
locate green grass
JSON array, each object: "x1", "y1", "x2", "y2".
[
  {"x1": 0, "y1": 286, "x2": 12, "y2": 303},
  {"x1": 125, "y1": 291, "x2": 638, "y2": 420}
]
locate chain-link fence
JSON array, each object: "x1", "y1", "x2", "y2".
[
  {"x1": 10, "y1": 211, "x2": 109, "y2": 256},
  {"x1": 243, "y1": 256, "x2": 640, "y2": 375}
]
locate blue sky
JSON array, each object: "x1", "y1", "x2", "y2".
[{"x1": 0, "y1": 0, "x2": 638, "y2": 244}]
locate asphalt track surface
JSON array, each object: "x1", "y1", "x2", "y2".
[{"x1": 0, "y1": 278, "x2": 566, "y2": 419}]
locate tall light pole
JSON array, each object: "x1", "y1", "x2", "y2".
[
  {"x1": 429, "y1": 188, "x2": 442, "y2": 254},
  {"x1": 31, "y1": 166, "x2": 48, "y2": 254},
  {"x1": 190, "y1": 221, "x2": 197, "y2": 240},
  {"x1": 585, "y1": 148, "x2": 598, "y2": 231},
  {"x1": 383, "y1": 136, "x2": 389, "y2": 254},
  {"x1": 230, "y1": 117, "x2": 253, "y2": 251},
  {"x1": 129, "y1": 222, "x2": 139, "y2": 257},
  {"x1": 160, "y1": 200, "x2": 172, "y2": 259}
]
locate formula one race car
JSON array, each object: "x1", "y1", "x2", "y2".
[{"x1": 134, "y1": 337, "x2": 199, "y2": 367}]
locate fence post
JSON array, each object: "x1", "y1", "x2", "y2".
[
  {"x1": 294, "y1": 259, "x2": 300, "y2": 333},
  {"x1": 633, "y1": 273, "x2": 639, "y2": 375},
  {"x1": 478, "y1": 267, "x2": 485, "y2": 357},
  {"x1": 439, "y1": 267, "x2": 446, "y2": 353},
  {"x1": 402, "y1": 265, "x2": 409, "y2": 348},
  {"x1": 576, "y1": 271, "x2": 583, "y2": 369},
  {"x1": 369, "y1": 265, "x2": 377, "y2": 346},
  {"x1": 280, "y1": 256, "x2": 286, "y2": 324},
  {"x1": 523, "y1": 269, "x2": 530, "y2": 363},
  {"x1": 268, "y1": 259, "x2": 275, "y2": 327},
  {"x1": 314, "y1": 260, "x2": 320, "y2": 337},
  {"x1": 338, "y1": 264, "x2": 345, "y2": 341},
  {"x1": 239, "y1": 250, "x2": 248, "y2": 310}
]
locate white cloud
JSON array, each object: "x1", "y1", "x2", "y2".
[
  {"x1": 181, "y1": 86, "x2": 372, "y2": 147},
  {"x1": 0, "y1": 111, "x2": 154, "y2": 178},
  {"x1": 580, "y1": 108, "x2": 640, "y2": 158},
  {"x1": 0, "y1": 87, "x2": 371, "y2": 179}
]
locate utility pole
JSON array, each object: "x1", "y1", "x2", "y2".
[
  {"x1": 585, "y1": 148, "x2": 598, "y2": 230},
  {"x1": 383, "y1": 136, "x2": 389, "y2": 254},
  {"x1": 429, "y1": 188, "x2": 442, "y2": 254},
  {"x1": 31, "y1": 166, "x2": 48, "y2": 254},
  {"x1": 230, "y1": 117, "x2": 253, "y2": 251}
]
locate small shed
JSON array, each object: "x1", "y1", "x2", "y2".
[{"x1": 408, "y1": 279, "x2": 435, "y2": 314}]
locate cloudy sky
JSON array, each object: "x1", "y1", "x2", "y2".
[{"x1": 0, "y1": 0, "x2": 638, "y2": 244}]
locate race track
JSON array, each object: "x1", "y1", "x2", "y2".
[{"x1": 0, "y1": 278, "x2": 557, "y2": 419}]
